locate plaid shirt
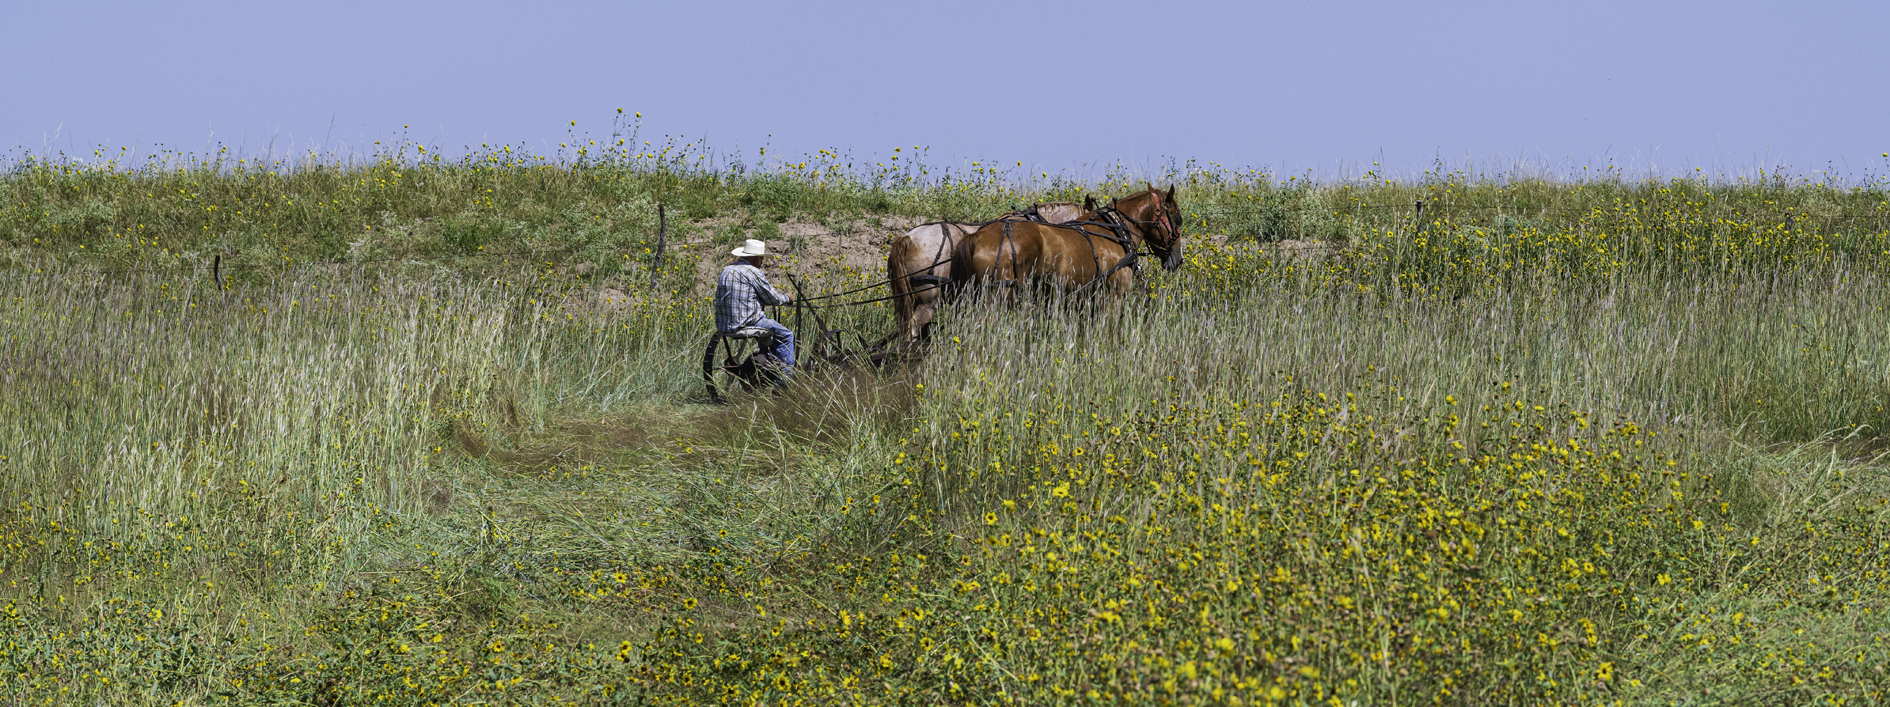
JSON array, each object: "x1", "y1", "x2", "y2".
[{"x1": 714, "y1": 262, "x2": 789, "y2": 332}]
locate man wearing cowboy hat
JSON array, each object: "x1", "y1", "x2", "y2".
[{"x1": 715, "y1": 239, "x2": 796, "y2": 382}]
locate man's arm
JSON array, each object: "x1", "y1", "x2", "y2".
[{"x1": 749, "y1": 267, "x2": 791, "y2": 306}]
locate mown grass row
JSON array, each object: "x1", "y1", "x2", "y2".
[{"x1": 2, "y1": 153, "x2": 1888, "y2": 704}]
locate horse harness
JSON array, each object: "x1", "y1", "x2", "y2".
[
  {"x1": 900, "y1": 208, "x2": 1061, "y2": 290},
  {"x1": 1058, "y1": 204, "x2": 1155, "y2": 290},
  {"x1": 894, "y1": 196, "x2": 1175, "y2": 295},
  {"x1": 789, "y1": 195, "x2": 1177, "y2": 318}
]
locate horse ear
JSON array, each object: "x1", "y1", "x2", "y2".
[
  {"x1": 1083, "y1": 195, "x2": 1097, "y2": 211},
  {"x1": 1166, "y1": 185, "x2": 1176, "y2": 200}
]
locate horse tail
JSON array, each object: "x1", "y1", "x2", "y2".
[
  {"x1": 887, "y1": 234, "x2": 916, "y2": 329},
  {"x1": 949, "y1": 226, "x2": 982, "y2": 289}
]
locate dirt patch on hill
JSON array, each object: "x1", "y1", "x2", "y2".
[
  {"x1": 682, "y1": 216, "x2": 923, "y2": 298},
  {"x1": 562, "y1": 215, "x2": 925, "y2": 318}
]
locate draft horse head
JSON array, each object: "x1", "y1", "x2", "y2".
[{"x1": 1085, "y1": 183, "x2": 1184, "y2": 272}]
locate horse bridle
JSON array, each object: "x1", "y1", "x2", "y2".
[
  {"x1": 1091, "y1": 192, "x2": 1179, "y2": 254},
  {"x1": 1119, "y1": 192, "x2": 1178, "y2": 249}
]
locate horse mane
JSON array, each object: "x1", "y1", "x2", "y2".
[{"x1": 1111, "y1": 183, "x2": 1163, "y2": 208}]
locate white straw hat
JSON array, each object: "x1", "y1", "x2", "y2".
[{"x1": 731, "y1": 239, "x2": 768, "y2": 257}]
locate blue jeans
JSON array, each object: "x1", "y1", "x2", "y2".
[{"x1": 751, "y1": 317, "x2": 796, "y2": 378}]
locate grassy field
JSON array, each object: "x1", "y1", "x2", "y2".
[{"x1": 4, "y1": 139, "x2": 1890, "y2": 705}]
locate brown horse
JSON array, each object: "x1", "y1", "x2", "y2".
[
  {"x1": 885, "y1": 202, "x2": 1086, "y2": 346},
  {"x1": 948, "y1": 185, "x2": 1183, "y2": 300}
]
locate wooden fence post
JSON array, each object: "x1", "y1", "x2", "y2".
[{"x1": 650, "y1": 203, "x2": 667, "y2": 290}]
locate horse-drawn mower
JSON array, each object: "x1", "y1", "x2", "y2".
[
  {"x1": 701, "y1": 186, "x2": 1183, "y2": 403},
  {"x1": 699, "y1": 273, "x2": 906, "y2": 403}
]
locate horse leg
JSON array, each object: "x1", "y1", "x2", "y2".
[
  {"x1": 1000, "y1": 221, "x2": 1024, "y2": 307},
  {"x1": 914, "y1": 295, "x2": 937, "y2": 344},
  {"x1": 899, "y1": 304, "x2": 922, "y2": 348}
]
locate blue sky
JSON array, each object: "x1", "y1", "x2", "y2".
[{"x1": 6, "y1": 0, "x2": 1887, "y2": 179}]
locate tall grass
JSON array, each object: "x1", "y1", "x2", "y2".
[
  {"x1": 1, "y1": 150, "x2": 1888, "y2": 704},
  {"x1": 617, "y1": 251, "x2": 1890, "y2": 704}
]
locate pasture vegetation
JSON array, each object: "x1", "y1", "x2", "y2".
[{"x1": 3, "y1": 128, "x2": 1890, "y2": 705}]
